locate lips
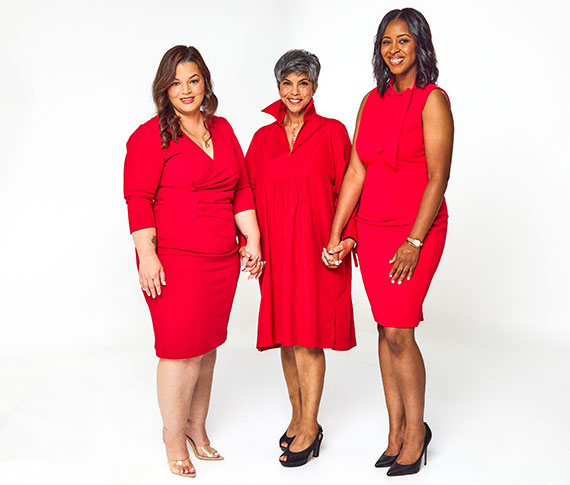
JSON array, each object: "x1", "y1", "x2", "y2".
[
  {"x1": 180, "y1": 97, "x2": 195, "y2": 104},
  {"x1": 288, "y1": 98, "x2": 302, "y2": 104},
  {"x1": 388, "y1": 57, "x2": 404, "y2": 65}
]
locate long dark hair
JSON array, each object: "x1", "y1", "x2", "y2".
[
  {"x1": 372, "y1": 8, "x2": 439, "y2": 96},
  {"x1": 152, "y1": 45, "x2": 218, "y2": 149}
]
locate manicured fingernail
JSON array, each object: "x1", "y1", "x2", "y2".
[
  {"x1": 407, "y1": 277, "x2": 410, "y2": 280},
  {"x1": 335, "y1": 261, "x2": 340, "y2": 265},
  {"x1": 398, "y1": 281, "x2": 401, "y2": 285},
  {"x1": 391, "y1": 280, "x2": 395, "y2": 284}
]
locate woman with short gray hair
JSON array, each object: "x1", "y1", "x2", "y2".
[{"x1": 241, "y1": 49, "x2": 358, "y2": 467}]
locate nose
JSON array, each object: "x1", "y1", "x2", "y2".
[
  {"x1": 182, "y1": 82, "x2": 192, "y2": 95},
  {"x1": 388, "y1": 41, "x2": 399, "y2": 55}
]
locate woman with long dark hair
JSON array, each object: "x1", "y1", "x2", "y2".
[
  {"x1": 124, "y1": 45, "x2": 263, "y2": 477},
  {"x1": 325, "y1": 8, "x2": 454, "y2": 476}
]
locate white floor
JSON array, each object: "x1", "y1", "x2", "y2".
[{"x1": 1, "y1": 314, "x2": 569, "y2": 485}]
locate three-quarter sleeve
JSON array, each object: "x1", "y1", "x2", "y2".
[
  {"x1": 332, "y1": 122, "x2": 358, "y2": 243},
  {"x1": 244, "y1": 130, "x2": 262, "y2": 201},
  {"x1": 123, "y1": 123, "x2": 165, "y2": 234},
  {"x1": 224, "y1": 119, "x2": 255, "y2": 216}
]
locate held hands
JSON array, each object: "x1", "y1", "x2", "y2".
[
  {"x1": 322, "y1": 238, "x2": 356, "y2": 270},
  {"x1": 389, "y1": 242, "x2": 420, "y2": 285},
  {"x1": 139, "y1": 254, "x2": 166, "y2": 298},
  {"x1": 239, "y1": 243, "x2": 266, "y2": 280}
]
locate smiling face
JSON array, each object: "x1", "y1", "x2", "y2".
[
  {"x1": 167, "y1": 62, "x2": 205, "y2": 117},
  {"x1": 278, "y1": 72, "x2": 317, "y2": 115},
  {"x1": 381, "y1": 18, "x2": 417, "y2": 78}
]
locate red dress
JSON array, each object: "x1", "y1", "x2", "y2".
[
  {"x1": 355, "y1": 81, "x2": 449, "y2": 328},
  {"x1": 124, "y1": 116, "x2": 254, "y2": 358},
  {"x1": 245, "y1": 100, "x2": 356, "y2": 351}
]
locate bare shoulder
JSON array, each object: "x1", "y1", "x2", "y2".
[
  {"x1": 423, "y1": 88, "x2": 453, "y2": 128},
  {"x1": 424, "y1": 88, "x2": 451, "y2": 114}
]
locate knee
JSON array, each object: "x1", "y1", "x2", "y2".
[
  {"x1": 383, "y1": 328, "x2": 413, "y2": 356},
  {"x1": 294, "y1": 346, "x2": 323, "y2": 358}
]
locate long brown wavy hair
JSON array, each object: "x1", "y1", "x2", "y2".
[{"x1": 152, "y1": 45, "x2": 218, "y2": 149}]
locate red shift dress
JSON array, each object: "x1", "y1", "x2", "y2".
[
  {"x1": 245, "y1": 99, "x2": 357, "y2": 351},
  {"x1": 355, "y1": 81, "x2": 449, "y2": 328},
  {"x1": 124, "y1": 116, "x2": 255, "y2": 359}
]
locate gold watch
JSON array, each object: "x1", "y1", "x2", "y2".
[{"x1": 406, "y1": 237, "x2": 423, "y2": 249}]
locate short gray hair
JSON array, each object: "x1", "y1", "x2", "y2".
[{"x1": 274, "y1": 49, "x2": 321, "y2": 85}]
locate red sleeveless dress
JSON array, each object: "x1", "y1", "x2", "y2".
[{"x1": 355, "y1": 81, "x2": 449, "y2": 328}]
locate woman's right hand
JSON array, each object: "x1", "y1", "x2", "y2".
[{"x1": 139, "y1": 254, "x2": 166, "y2": 298}]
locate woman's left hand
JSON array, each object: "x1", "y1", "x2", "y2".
[
  {"x1": 239, "y1": 242, "x2": 266, "y2": 280},
  {"x1": 389, "y1": 242, "x2": 420, "y2": 284},
  {"x1": 322, "y1": 238, "x2": 355, "y2": 270}
]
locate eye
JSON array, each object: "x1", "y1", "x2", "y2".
[
  {"x1": 382, "y1": 39, "x2": 391, "y2": 45},
  {"x1": 300, "y1": 81, "x2": 309, "y2": 86},
  {"x1": 171, "y1": 81, "x2": 181, "y2": 86},
  {"x1": 399, "y1": 38, "x2": 410, "y2": 44},
  {"x1": 190, "y1": 79, "x2": 199, "y2": 84}
]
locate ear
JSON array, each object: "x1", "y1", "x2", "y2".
[{"x1": 313, "y1": 83, "x2": 318, "y2": 95}]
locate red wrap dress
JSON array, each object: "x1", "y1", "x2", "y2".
[
  {"x1": 124, "y1": 116, "x2": 255, "y2": 358},
  {"x1": 245, "y1": 100, "x2": 357, "y2": 351},
  {"x1": 355, "y1": 81, "x2": 449, "y2": 328}
]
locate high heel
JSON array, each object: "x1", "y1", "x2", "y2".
[
  {"x1": 375, "y1": 451, "x2": 398, "y2": 468},
  {"x1": 279, "y1": 430, "x2": 296, "y2": 451},
  {"x1": 167, "y1": 457, "x2": 196, "y2": 478},
  {"x1": 279, "y1": 425, "x2": 323, "y2": 467},
  {"x1": 185, "y1": 435, "x2": 224, "y2": 461},
  {"x1": 386, "y1": 423, "x2": 432, "y2": 477}
]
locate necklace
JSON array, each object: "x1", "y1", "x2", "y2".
[
  {"x1": 285, "y1": 119, "x2": 303, "y2": 150},
  {"x1": 181, "y1": 121, "x2": 209, "y2": 149}
]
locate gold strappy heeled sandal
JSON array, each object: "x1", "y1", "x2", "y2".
[
  {"x1": 167, "y1": 457, "x2": 196, "y2": 478},
  {"x1": 186, "y1": 435, "x2": 224, "y2": 461}
]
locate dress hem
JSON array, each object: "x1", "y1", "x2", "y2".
[{"x1": 257, "y1": 342, "x2": 356, "y2": 352}]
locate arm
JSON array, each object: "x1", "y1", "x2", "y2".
[
  {"x1": 132, "y1": 228, "x2": 165, "y2": 297},
  {"x1": 389, "y1": 89, "x2": 454, "y2": 284},
  {"x1": 226, "y1": 120, "x2": 264, "y2": 279},
  {"x1": 234, "y1": 210, "x2": 264, "y2": 279},
  {"x1": 124, "y1": 125, "x2": 166, "y2": 298},
  {"x1": 323, "y1": 94, "x2": 369, "y2": 269}
]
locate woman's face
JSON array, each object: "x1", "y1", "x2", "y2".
[
  {"x1": 278, "y1": 72, "x2": 317, "y2": 115},
  {"x1": 380, "y1": 18, "x2": 417, "y2": 77},
  {"x1": 167, "y1": 62, "x2": 205, "y2": 117}
]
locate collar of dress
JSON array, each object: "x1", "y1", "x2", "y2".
[{"x1": 261, "y1": 98, "x2": 317, "y2": 127}]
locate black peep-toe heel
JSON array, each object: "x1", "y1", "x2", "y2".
[{"x1": 279, "y1": 425, "x2": 323, "y2": 468}]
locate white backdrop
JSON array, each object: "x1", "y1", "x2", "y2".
[{"x1": 1, "y1": 0, "x2": 569, "y2": 484}]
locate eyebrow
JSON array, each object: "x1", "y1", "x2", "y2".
[
  {"x1": 283, "y1": 77, "x2": 310, "y2": 82},
  {"x1": 173, "y1": 74, "x2": 200, "y2": 81},
  {"x1": 382, "y1": 33, "x2": 412, "y2": 39}
]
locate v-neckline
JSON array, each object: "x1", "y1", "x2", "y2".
[{"x1": 182, "y1": 131, "x2": 215, "y2": 161}]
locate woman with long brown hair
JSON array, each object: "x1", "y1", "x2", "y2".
[{"x1": 124, "y1": 45, "x2": 263, "y2": 477}]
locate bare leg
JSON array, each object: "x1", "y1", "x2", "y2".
[
  {"x1": 157, "y1": 356, "x2": 203, "y2": 475},
  {"x1": 383, "y1": 327, "x2": 426, "y2": 465},
  {"x1": 378, "y1": 326, "x2": 406, "y2": 455},
  {"x1": 280, "y1": 346, "x2": 302, "y2": 446},
  {"x1": 183, "y1": 349, "x2": 221, "y2": 458},
  {"x1": 281, "y1": 347, "x2": 325, "y2": 460}
]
